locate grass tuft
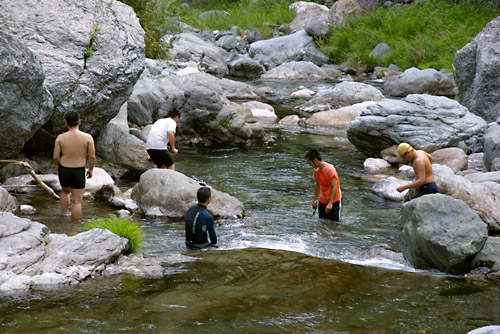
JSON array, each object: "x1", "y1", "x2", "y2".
[{"x1": 82, "y1": 215, "x2": 144, "y2": 254}]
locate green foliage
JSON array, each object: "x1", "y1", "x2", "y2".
[
  {"x1": 82, "y1": 215, "x2": 144, "y2": 254},
  {"x1": 84, "y1": 47, "x2": 93, "y2": 57},
  {"x1": 320, "y1": 0, "x2": 500, "y2": 71},
  {"x1": 122, "y1": 0, "x2": 295, "y2": 58},
  {"x1": 181, "y1": 0, "x2": 296, "y2": 39}
]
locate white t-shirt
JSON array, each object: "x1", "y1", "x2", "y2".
[{"x1": 145, "y1": 118, "x2": 177, "y2": 150}]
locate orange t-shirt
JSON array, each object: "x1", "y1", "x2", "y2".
[{"x1": 313, "y1": 163, "x2": 342, "y2": 204}]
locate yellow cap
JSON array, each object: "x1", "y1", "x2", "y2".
[{"x1": 397, "y1": 143, "x2": 413, "y2": 156}]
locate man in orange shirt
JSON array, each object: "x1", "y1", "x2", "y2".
[{"x1": 305, "y1": 149, "x2": 342, "y2": 222}]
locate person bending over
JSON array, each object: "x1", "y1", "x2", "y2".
[
  {"x1": 146, "y1": 107, "x2": 180, "y2": 170},
  {"x1": 396, "y1": 142, "x2": 439, "y2": 196},
  {"x1": 53, "y1": 111, "x2": 95, "y2": 220},
  {"x1": 305, "y1": 149, "x2": 343, "y2": 222},
  {"x1": 185, "y1": 187, "x2": 217, "y2": 249}
]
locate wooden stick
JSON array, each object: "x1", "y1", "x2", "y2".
[{"x1": 0, "y1": 160, "x2": 60, "y2": 200}]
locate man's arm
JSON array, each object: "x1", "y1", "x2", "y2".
[
  {"x1": 168, "y1": 131, "x2": 178, "y2": 154},
  {"x1": 87, "y1": 135, "x2": 96, "y2": 178},
  {"x1": 313, "y1": 181, "x2": 320, "y2": 209},
  {"x1": 53, "y1": 136, "x2": 61, "y2": 168},
  {"x1": 325, "y1": 179, "x2": 338, "y2": 213},
  {"x1": 205, "y1": 216, "x2": 217, "y2": 245},
  {"x1": 397, "y1": 159, "x2": 426, "y2": 192}
]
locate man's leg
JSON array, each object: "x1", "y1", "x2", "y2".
[
  {"x1": 71, "y1": 188, "x2": 85, "y2": 220},
  {"x1": 60, "y1": 186, "x2": 71, "y2": 216}
]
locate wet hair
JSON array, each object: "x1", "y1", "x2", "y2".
[
  {"x1": 197, "y1": 186, "x2": 212, "y2": 203},
  {"x1": 305, "y1": 149, "x2": 322, "y2": 162},
  {"x1": 166, "y1": 107, "x2": 180, "y2": 119},
  {"x1": 64, "y1": 111, "x2": 80, "y2": 127}
]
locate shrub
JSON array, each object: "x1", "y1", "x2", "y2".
[
  {"x1": 82, "y1": 215, "x2": 144, "y2": 254},
  {"x1": 321, "y1": 0, "x2": 500, "y2": 71}
]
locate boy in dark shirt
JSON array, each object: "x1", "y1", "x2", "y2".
[{"x1": 185, "y1": 187, "x2": 217, "y2": 249}]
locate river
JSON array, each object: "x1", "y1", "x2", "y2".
[{"x1": 1, "y1": 83, "x2": 500, "y2": 333}]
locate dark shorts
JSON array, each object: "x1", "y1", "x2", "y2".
[
  {"x1": 147, "y1": 149, "x2": 174, "y2": 168},
  {"x1": 58, "y1": 165, "x2": 86, "y2": 189},
  {"x1": 419, "y1": 182, "x2": 439, "y2": 196},
  {"x1": 318, "y1": 199, "x2": 342, "y2": 222}
]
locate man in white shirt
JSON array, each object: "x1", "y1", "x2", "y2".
[{"x1": 146, "y1": 107, "x2": 180, "y2": 170}]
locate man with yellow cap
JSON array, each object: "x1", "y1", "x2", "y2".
[{"x1": 396, "y1": 143, "x2": 439, "y2": 196}]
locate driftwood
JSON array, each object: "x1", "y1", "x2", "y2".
[{"x1": 0, "y1": 160, "x2": 60, "y2": 200}]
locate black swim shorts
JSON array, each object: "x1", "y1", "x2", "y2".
[
  {"x1": 318, "y1": 199, "x2": 342, "y2": 222},
  {"x1": 58, "y1": 165, "x2": 86, "y2": 189},
  {"x1": 147, "y1": 149, "x2": 174, "y2": 168}
]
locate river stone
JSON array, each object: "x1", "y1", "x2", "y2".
[
  {"x1": 169, "y1": 33, "x2": 228, "y2": 75},
  {"x1": 226, "y1": 54, "x2": 266, "y2": 79},
  {"x1": 299, "y1": 82, "x2": 383, "y2": 113},
  {"x1": 468, "y1": 326, "x2": 500, "y2": 334},
  {"x1": 261, "y1": 61, "x2": 329, "y2": 81},
  {"x1": 383, "y1": 67, "x2": 457, "y2": 98},
  {"x1": 483, "y1": 123, "x2": 500, "y2": 172},
  {"x1": 306, "y1": 101, "x2": 375, "y2": 130},
  {"x1": 430, "y1": 147, "x2": 468, "y2": 173},
  {"x1": 455, "y1": 16, "x2": 500, "y2": 123},
  {"x1": 473, "y1": 237, "x2": 500, "y2": 268},
  {"x1": 131, "y1": 169, "x2": 244, "y2": 219},
  {"x1": 431, "y1": 164, "x2": 500, "y2": 232},
  {"x1": 371, "y1": 177, "x2": 409, "y2": 202},
  {"x1": 2, "y1": 0, "x2": 145, "y2": 154},
  {"x1": 0, "y1": 31, "x2": 53, "y2": 159},
  {"x1": 347, "y1": 94, "x2": 488, "y2": 157},
  {"x1": 0, "y1": 186, "x2": 18, "y2": 213},
  {"x1": 287, "y1": 3, "x2": 330, "y2": 34},
  {"x1": 400, "y1": 194, "x2": 488, "y2": 274}
]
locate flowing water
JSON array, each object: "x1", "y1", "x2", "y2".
[{"x1": 2, "y1": 82, "x2": 500, "y2": 333}]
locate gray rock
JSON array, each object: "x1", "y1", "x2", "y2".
[
  {"x1": 0, "y1": 187, "x2": 18, "y2": 213},
  {"x1": 372, "y1": 177, "x2": 409, "y2": 202},
  {"x1": 455, "y1": 16, "x2": 500, "y2": 122},
  {"x1": 3, "y1": 174, "x2": 61, "y2": 195},
  {"x1": 400, "y1": 194, "x2": 488, "y2": 274},
  {"x1": 248, "y1": 30, "x2": 317, "y2": 69},
  {"x1": 299, "y1": 81, "x2": 383, "y2": 112},
  {"x1": 473, "y1": 237, "x2": 500, "y2": 268},
  {"x1": 2, "y1": 0, "x2": 145, "y2": 153},
  {"x1": 432, "y1": 164, "x2": 500, "y2": 232},
  {"x1": 468, "y1": 326, "x2": 500, "y2": 334},
  {"x1": 0, "y1": 31, "x2": 53, "y2": 158},
  {"x1": 261, "y1": 61, "x2": 329, "y2": 81},
  {"x1": 218, "y1": 78, "x2": 266, "y2": 100},
  {"x1": 363, "y1": 158, "x2": 392, "y2": 173},
  {"x1": 288, "y1": 3, "x2": 330, "y2": 34},
  {"x1": 226, "y1": 54, "x2": 266, "y2": 79},
  {"x1": 131, "y1": 169, "x2": 244, "y2": 219},
  {"x1": 306, "y1": 101, "x2": 374, "y2": 131},
  {"x1": 464, "y1": 171, "x2": 500, "y2": 184},
  {"x1": 328, "y1": 0, "x2": 366, "y2": 26},
  {"x1": 247, "y1": 27, "x2": 262, "y2": 44},
  {"x1": 483, "y1": 123, "x2": 500, "y2": 171},
  {"x1": 369, "y1": 42, "x2": 393, "y2": 65},
  {"x1": 169, "y1": 33, "x2": 228, "y2": 75},
  {"x1": 430, "y1": 147, "x2": 468, "y2": 173},
  {"x1": 347, "y1": 94, "x2": 488, "y2": 157},
  {"x1": 383, "y1": 67, "x2": 457, "y2": 98}
]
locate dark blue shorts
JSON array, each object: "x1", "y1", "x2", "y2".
[
  {"x1": 58, "y1": 165, "x2": 86, "y2": 189},
  {"x1": 419, "y1": 182, "x2": 439, "y2": 196}
]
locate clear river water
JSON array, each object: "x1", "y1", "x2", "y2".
[{"x1": 1, "y1": 81, "x2": 500, "y2": 334}]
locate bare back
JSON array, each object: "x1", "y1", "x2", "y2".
[
  {"x1": 54, "y1": 129, "x2": 95, "y2": 168},
  {"x1": 413, "y1": 150, "x2": 435, "y2": 184}
]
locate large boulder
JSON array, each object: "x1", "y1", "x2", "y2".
[
  {"x1": 455, "y1": 16, "x2": 500, "y2": 123},
  {"x1": 0, "y1": 186, "x2": 18, "y2": 213},
  {"x1": 2, "y1": 0, "x2": 145, "y2": 154},
  {"x1": 0, "y1": 212, "x2": 132, "y2": 291},
  {"x1": 299, "y1": 82, "x2": 383, "y2": 113},
  {"x1": 288, "y1": 2, "x2": 330, "y2": 34},
  {"x1": 383, "y1": 68, "x2": 457, "y2": 98},
  {"x1": 168, "y1": 33, "x2": 228, "y2": 75},
  {"x1": 400, "y1": 194, "x2": 488, "y2": 274},
  {"x1": 347, "y1": 94, "x2": 488, "y2": 157},
  {"x1": 0, "y1": 31, "x2": 53, "y2": 159},
  {"x1": 261, "y1": 61, "x2": 330, "y2": 81},
  {"x1": 431, "y1": 164, "x2": 500, "y2": 233},
  {"x1": 248, "y1": 30, "x2": 325, "y2": 69},
  {"x1": 131, "y1": 169, "x2": 244, "y2": 219},
  {"x1": 306, "y1": 101, "x2": 375, "y2": 131}
]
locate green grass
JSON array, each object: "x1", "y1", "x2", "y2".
[
  {"x1": 82, "y1": 215, "x2": 144, "y2": 254},
  {"x1": 320, "y1": 0, "x2": 500, "y2": 71}
]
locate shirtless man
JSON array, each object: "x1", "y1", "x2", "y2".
[
  {"x1": 396, "y1": 143, "x2": 439, "y2": 196},
  {"x1": 53, "y1": 111, "x2": 95, "y2": 220}
]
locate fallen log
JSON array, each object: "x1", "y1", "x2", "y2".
[{"x1": 0, "y1": 160, "x2": 60, "y2": 200}]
